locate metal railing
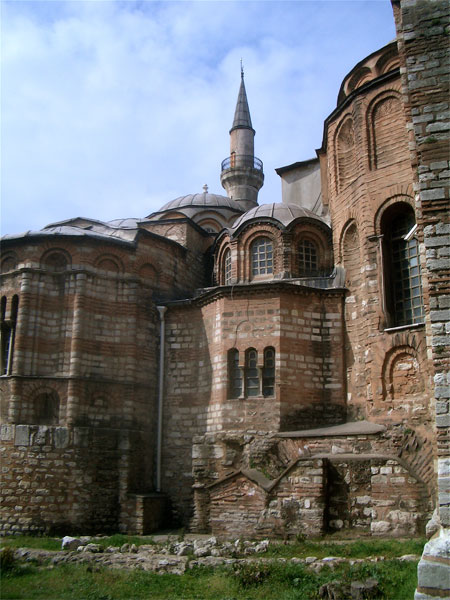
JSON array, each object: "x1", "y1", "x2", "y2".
[{"x1": 221, "y1": 155, "x2": 263, "y2": 172}]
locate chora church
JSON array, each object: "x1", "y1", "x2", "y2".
[{"x1": 1, "y1": 1, "x2": 448, "y2": 597}]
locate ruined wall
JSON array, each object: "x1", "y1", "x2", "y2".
[{"x1": 191, "y1": 431, "x2": 430, "y2": 538}]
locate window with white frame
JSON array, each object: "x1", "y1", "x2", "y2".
[
  {"x1": 251, "y1": 237, "x2": 273, "y2": 277},
  {"x1": 224, "y1": 249, "x2": 232, "y2": 285}
]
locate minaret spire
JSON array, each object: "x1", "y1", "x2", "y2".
[
  {"x1": 231, "y1": 66, "x2": 253, "y2": 133},
  {"x1": 220, "y1": 67, "x2": 264, "y2": 211}
]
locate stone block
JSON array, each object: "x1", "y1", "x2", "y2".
[
  {"x1": 15, "y1": 426, "x2": 30, "y2": 447},
  {"x1": 0, "y1": 425, "x2": 14, "y2": 441},
  {"x1": 54, "y1": 428, "x2": 69, "y2": 449},
  {"x1": 417, "y1": 560, "x2": 450, "y2": 592}
]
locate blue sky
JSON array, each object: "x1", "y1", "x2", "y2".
[{"x1": 1, "y1": 0, "x2": 396, "y2": 234}]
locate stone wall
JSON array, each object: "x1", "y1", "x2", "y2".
[
  {"x1": 191, "y1": 431, "x2": 430, "y2": 538},
  {"x1": 391, "y1": 0, "x2": 449, "y2": 596},
  {"x1": 0, "y1": 424, "x2": 155, "y2": 535}
]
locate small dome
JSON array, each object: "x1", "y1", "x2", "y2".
[
  {"x1": 151, "y1": 192, "x2": 240, "y2": 216},
  {"x1": 230, "y1": 203, "x2": 328, "y2": 232}
]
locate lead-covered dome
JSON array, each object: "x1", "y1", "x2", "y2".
[
  {"x1": 146, "y1": 189, "x2": 245, "y2": 233},
  {"x1": 230, "y1": 203, "x2": 328, "y2": 234},
  {"x1": 153, "y1": 192, "x2": 238, "y2": 213}
]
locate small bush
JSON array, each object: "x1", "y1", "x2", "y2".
[
  {"x1": 0, "y1": 546, "x2": 16, "y2": 572},
  {"x1": 233, "y1": 561, "x2": 271, "y2": 587}
]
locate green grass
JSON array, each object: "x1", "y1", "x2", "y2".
[
  {"x1": 264, "y1": 537, "x2": 426, "y2": 559},
  {"x1": 1, "y1": 559, "x2": 419, "y2": 599},
  {"x1": 0, "y1": 536, "x2": 62, "y2": 551}
]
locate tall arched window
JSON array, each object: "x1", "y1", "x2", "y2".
[
  {"x1": 262, "y1": 347, "x2": 275, "y2": 397},
  {"x1": 251, "y1": 238, "x2": 273, "y2": 277},
  {"x1": 224, "y1": 249, "x2": 232, "y2": 285},
  {"x1": 1, "y1": 295, "x2": 18, "y2": 375},
  {"x1": 245, "y1": 348, "x2": 260, "y2": 396},
  {"x1": 298, "y1": 239, "x2": 318, "y2": 276},
  {"x1": 228, "y1": 348, "x2": 242, "y2": 398},
  {"x1": 382, "y1": 206, "x2": 424, "y2": 327}
]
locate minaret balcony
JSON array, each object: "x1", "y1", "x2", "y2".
[{"x1": 221, "y1": 155, "x2": 263, "y2": 172}]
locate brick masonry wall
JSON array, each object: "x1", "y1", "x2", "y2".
[
  {"x1": 320, "y1": 40, "x2": 437, "y2": 513},
  {"x1": 161, "y1": 285, "x2": 344, "y2": 522}
]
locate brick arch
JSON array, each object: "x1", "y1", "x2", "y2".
[
  {"x1": 347, "y1": 66, "x2": 373, "y2": 93},
  {"x1": 334, "y1": 115, "x2": 356, "y2": 193},
  {"x1": 367, "y1": 89, "x2": 408, "y2": 170},
  {"x1": 24, "y1": 385, "x2": 61, "y2": 425},
  {"x1": 382, "y1": 345, "x2": 425, "y2": 402},
  {"x1": 374, "y1": 47, "x2": 400, "y2": 76},
  {"x1": 197, "y1": 218, "x2": 222, "y2": 233},
  {"x1": 338, "y1": 218, "x2": 360, "y2": 267},
  {"x1": 40, "y1": 248, "x2": 72, "y2": 272},
  {"x1": 138, "y1": 262, "x2": 160, "y2": 286},
  {"x1": 374, "y1": 194, "x2": 415, "y2": 235},
  {"x1": 215, "y1": 240, "x2": 232, "y2": 286},
  {"x1": 94, "y1": 253, "x2": 124, "y2": 274},
  {"x1": 1, "y1": 251, "x2": 18, "y2": 273},
  {"x1": 238, "y1": 224, "x2": 282, "y2": 282},
  {"x1": 291, "y1": 223, "x2": 333, "y2": 276}
]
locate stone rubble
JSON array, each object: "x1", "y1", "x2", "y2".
[{"x1": 8, "y1": 537, "x2": 421, "y2": 577}]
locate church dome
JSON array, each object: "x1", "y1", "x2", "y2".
[
  {"x1": 148, "y1": 191, "x2": 240, "y2": 217},
  {"x1": 146, "y1": 187, "x2": 245, "y2": 233},
  {"x1": 230, "y1": 203, "x2": 328, "y2": 232}
]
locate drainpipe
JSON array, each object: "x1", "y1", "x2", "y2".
[{"x1": 156, "y1": 306, "x2": 167, "y2": 493}]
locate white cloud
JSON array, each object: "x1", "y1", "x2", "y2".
[{"x1": 1, "y1": 0, "x2": 396, "y2": 234}]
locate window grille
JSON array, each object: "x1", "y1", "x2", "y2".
[
  {"x1": 390, "y1": 214, "x2": 424, "y2": 326},
  {"x1": 251, "y1": 238, "x2": 273, "y2": 276},
  {"x1": 245, "y1": 348, "x2": 259, "y2": 396},
  {"x1": 262, "y1": 347, "x2": 275, "y2": 397},
  {"x1": 228, "y1": 348, "x2": 242, "y2": 398},
  {"x1": 298, "y1": 239, "x2": 318, "y2": 275},
  {"x1": 224, "y1": 249, "x2": 232, "y2": 285}
]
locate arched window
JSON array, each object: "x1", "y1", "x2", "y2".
[
  {"x1": 251, "y1": 237, "x2": 273, "y2": 277},
  {"x1": 228, "y1": 348, "x2": 242, "y2": 398},
  {"x1": 42, "y1": 251, "x2": 69, "y2": 272},
  {"x1": 245, "y1": 348, "x2": 260, "y2": 397},
  {"x1": 34, "y1": 391, "x2": 59, "y2": 425},
  {"x1": 298, "y1": 239, "x2": 318, "y2": 276},
  {"x1": 1, "y1": 295, "x2": 18, "y2": 375},
  {"x1": 262, "y1": 347, "x2": 275, "y2": 397},
  {"x1": 224, "y1": 249, "x2": 232, "y2": 285},
  {"x1": 382, "y1": 206, "x2": 424, "y2": 327}
]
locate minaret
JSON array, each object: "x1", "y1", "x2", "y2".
[{"x1": 220, "y1": 67, "x2": 264, "y2": 211}]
